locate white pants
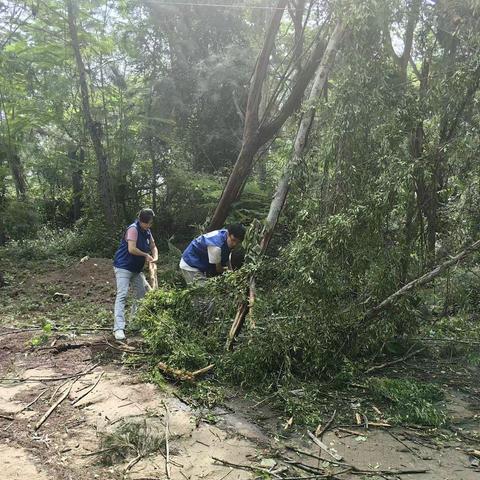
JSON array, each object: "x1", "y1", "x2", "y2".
[{"x1": 180, "y1": 268, "x2": 206, "y2": 285}]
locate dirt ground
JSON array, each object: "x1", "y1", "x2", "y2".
[{"x1": 1, "y1": 257, "x2": 479, "y2": 479}]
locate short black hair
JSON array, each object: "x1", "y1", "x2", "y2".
[
  {"x1": 138, "y1": 208, "x2": 155, "y2": 223},
  {"x1": 227, "y1": 223, "x2": 246, "y2": 241}
]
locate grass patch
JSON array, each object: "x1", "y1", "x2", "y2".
[
  {"x1": 99, "y1": 419, "x2": 165, "y2": 466},
  {"x1": 368, "y1": 377, "x2": 447, "y2": 427},
  {"x1": 29, "y1": 321, "x2": 53, "y2": 347}
]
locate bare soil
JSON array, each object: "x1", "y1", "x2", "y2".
[{"x1": 1, "y1": 257, "x2": 479, "y2": 479}]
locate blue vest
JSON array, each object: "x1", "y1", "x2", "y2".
[
  {"x1": 182, "y1": 229, "x2": 230, "y2": 273},
  {"x1": 113, "y1": 221, "x2": 152, "y2": 273}
]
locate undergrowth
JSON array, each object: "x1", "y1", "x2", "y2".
[
  {"x1": 132, "y1": 248, "x2": 475, "y2": 428},
  {"x1": 367, "y1": 377, "x2": 446, "y2": 427}
]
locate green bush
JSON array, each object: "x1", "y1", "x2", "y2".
[
  {"x1": 0, "y1": 200, "x2": 40, "y2": 241},
  {"x1": 134, "y1": 285, "x2": 226, "y2": 371},
  {"x1": 1, "y1": 219, "x2": 118, "y2": 260},
  {"x1": 368, "y1": 377, "x2": 446, "y2": 426},
  {"x1": 2, "y1": 226, "x2": 76, "y2": 260}
]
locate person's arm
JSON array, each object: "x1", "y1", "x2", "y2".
[
  {"x1": 127, "y1": 240, "x2": 154, "y2": 262},
  {"x1": 215, "y1": 262, "x2": 226, "y2": 273},
  {"x1": 207, "y1": 246, "x2": 226, "y2": 273}
]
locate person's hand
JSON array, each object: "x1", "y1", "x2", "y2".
[{"x1": 145, "y1": 254, "x2": 154, "y2": 263}]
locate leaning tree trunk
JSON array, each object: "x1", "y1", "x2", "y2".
[
  {"x1": 226, "y1": 22, "x2": 347, "y2": 349},
  {"x1": 364, "y1": 238, "x2": 480, "y2": 322},
  {"x1": 208, "y1": 0, "x2": 330, "y2": 231},
  {"x1": 262, "y1": 22, "x2": 346, "y2": 251},
  {"x1": 66, "y1": 0, "x2": 116, "y2": 227},
  {"x1": 208, "y1": 0, "x2": 287, "y2": 230}
]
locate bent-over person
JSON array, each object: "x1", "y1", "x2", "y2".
[{"x1": 179, "y1": 224, "x2": 245, "y2": 284}]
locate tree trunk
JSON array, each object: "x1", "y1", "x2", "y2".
[
  {"x1": 66, "y1": 0, "x2": 116, "y2": 227},
  {"x1": 383, "y1": 0, "x2": 421, "y2": 82},
  {"x1": 426, "y1": 63, "x2": 480, "y2": 265},
  {"x1": 209, "y1": 140, "x2": 261, "y2": 231},
  {"x1": 400, "y1": 185, "x2": 416, "y2": 283},
  {"x1": 0, "y1": 91, "x2": 27, "y2": 200},
  {"x1": 208, "y1": 0, "x2": 333, "y2": 231},
  {"x1": 262, "y1": 21, "x2": 346, "y2": 251},
  {"x1": 69, "y1": 147, "x2": 84, "y2": 222},
  {"x1": 226, "y1": 21, "x2": 347, "y2": 349},
  {"x1": 8, "y1": 152, "x2": 27, "y2": 199}
]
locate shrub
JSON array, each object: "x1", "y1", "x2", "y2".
[
  {"x1": 368, "y1": 377, "x2": 446, "y2": 426},
  {"x1": 0, "y1": 199, "x2": 40, "y2": 241}
]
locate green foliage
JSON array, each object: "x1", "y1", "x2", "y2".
[
  {"x1": 179, "y1": 381, "x2": 226, "y2": 409},
  {"x1": 272, "y1": 384, "x2": 325, "y2": 429},
  {"x1": 430, "y1": 313, "x2": 480, "y2": 342},
  {"x1": 143, "y1": 369, "x2": 168, "y2": 391},
  {"x1": 64, "y1": 218, "x2": 118, "y2": 257},
  {"x1": 158, "y1": 169, "x2": 224, "y2": 241},
  {"x1": 0, "y1": 200, "x2": 40, "y2": 241},
  {"x1": 135, "y1": 273, "x2": 358, "y2": 399},
  {"x1": 368, "y1": 377, "x2": 447, "y2": 426},
  {"x1": 30, "y1": 321, "x2": 53, "y2": 347},
  {"x1": 435, "y1": 266, "x2": 480, "y2": 315},
  {"x1": 134, "y1": 285, "x2": 225, "y2": 371},
  {"x1": 2, "y1": 222, "x2": 117, "y2": 260}
]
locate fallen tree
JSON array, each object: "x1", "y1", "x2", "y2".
[
  {"x1": 227, "y1": 20, "x2": 347, "y2": 349},
  {"x1": 364, "y1": 238, "x2": 480, "y2": 321}
]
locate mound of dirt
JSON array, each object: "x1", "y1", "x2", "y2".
[
  {"x1": 31, "y1": 257, "x2": 116, "y2": 304},
  {"x1": 40, "y1": 257, "x2": 113, "y2": 284}
]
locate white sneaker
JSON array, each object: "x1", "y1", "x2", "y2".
[{"x1": 114, "y1": 330, "x2": 126, "y2": 341}]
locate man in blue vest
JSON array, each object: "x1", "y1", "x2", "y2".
[
  {"x1": 179, "y1": 224, "x2": 246, "y2": 284},
  {"x1": 113, "y1": 208, "x2": 158, "y2": 340}
]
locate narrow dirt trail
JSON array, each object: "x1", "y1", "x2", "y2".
[{"x1": 0, "y1": 328, "x2": 268, "y2": 479}]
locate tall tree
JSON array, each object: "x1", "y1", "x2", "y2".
[
  {"x1": 208, "y1": 0, "x2": 332, "y2": 230},
  {"x1": 66, "y1": 0, "x2": 116, "y2": 226},
  {"x1": 227, "y1": 21, "x2": 347, "y2": 348}
]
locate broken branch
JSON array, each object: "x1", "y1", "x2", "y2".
[
  {"x1": 20, "y1": 388, "x2": 49, "y2": 412},
  {"x1": 365, "y1": 239, "x2": 480, "y2": 320},
  {"x1": 315, "y1": 409, "x2": 336, "y2": 438},
  {"x1": 365, "y1": 347, "x2": 426, "y2": 373},
  {"x1": 307, "y1": 430, "x2": 343, "y2": 461},
  {"x1": 71, "y1": 371, "x2": 104, "y2": 406},
  {"x1": 158, "y1": 362, "x2": 214, "y2": 382},
  {"x1": 163, "y1": 400, "x2": 171, "y2": 479},
  {"x1": 35, "y1": 378, "x2": 77, "y2": 430}
]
